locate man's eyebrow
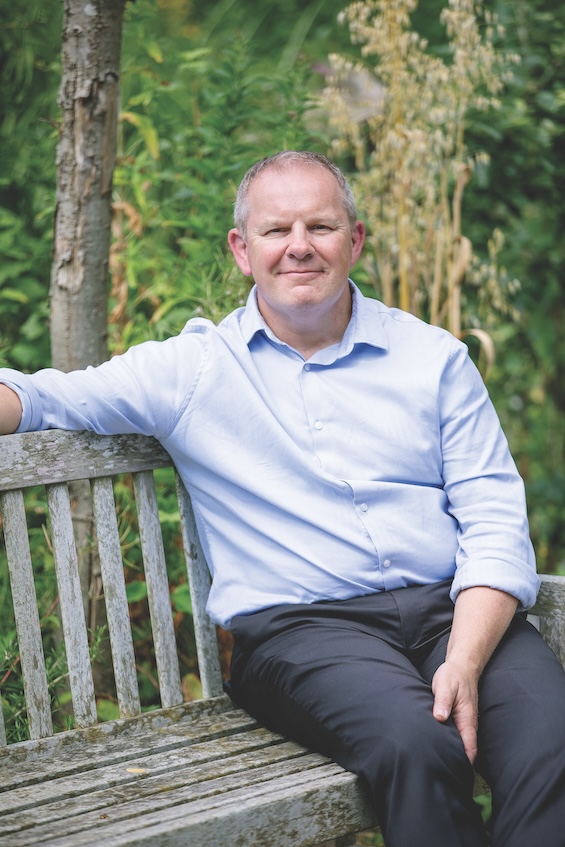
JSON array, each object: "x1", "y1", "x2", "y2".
[{"x1": 258, "y1": 212, "x2": 342, "y2": 227}]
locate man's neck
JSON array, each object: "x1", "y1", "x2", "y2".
[
  {"x1": 261, "y1": 303, "x2": 352, "y2": 360},
  {"x1": 256, "y1": 286, "x2": 353, "y2": 360}
]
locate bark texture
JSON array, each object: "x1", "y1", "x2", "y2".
[{"x1": 51, "y1": 0, "x2": 126, "y2": 371}]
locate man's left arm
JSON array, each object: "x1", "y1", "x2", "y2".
[
  {"x1": 432, "y1": 339, "x2": 537, "y2": 762},
  {"x1": 432, "y1": 585, "x2": 519, "y2": 763}
]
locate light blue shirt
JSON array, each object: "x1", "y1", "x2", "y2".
[{"x1": 1, "y1": 283, "x2": 538, "y2": 627}]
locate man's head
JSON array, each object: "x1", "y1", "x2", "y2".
[
  {"x1": 233, "y1": 151, "x2": 358, "y2": 237},
  {"x1": 227, "y1": 151, "x2": 365, "y2": 349}
]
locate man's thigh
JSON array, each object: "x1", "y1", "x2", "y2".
[
  {"x1": 475, "y1": 615, "x2": 565, "y2": 844},
  {"x1": 228, "y1": 587, "x2": 486, "y2": 845},
  {"x1": 229, "y1": 587, "x2": 463, "y2": 770},
  {"x1": 477, "y1": 614, "x2": 565, "y2": 773}
]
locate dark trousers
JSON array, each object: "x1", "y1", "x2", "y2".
[{"x1": 229, "y1": 581, "x2": 565, "y2": 847}]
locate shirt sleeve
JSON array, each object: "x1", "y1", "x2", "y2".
[
  {"x1": 439, "y1": 341, "x2": 539, "y2": 610},
  {"x1": 0, "y1": 328, "x2": 208, "y2": 439}
]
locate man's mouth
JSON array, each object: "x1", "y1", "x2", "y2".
[{"x1": 279, "y1": 269, "x2": 322, "y2": 277}]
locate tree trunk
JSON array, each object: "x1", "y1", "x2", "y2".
[
  {"x1": 51, "y1": 0, "x2": 125, "y2": 370},
  {"x1": 51, "y1": 0, "x2": 127, "y2": 698}
]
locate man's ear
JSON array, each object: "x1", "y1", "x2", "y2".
[
  {"x1": 228, "y1": 229, "x2": 252, "y2": 276},
  {"x1": 350, "y1": 220, "x2": 366, "y2": 268}
]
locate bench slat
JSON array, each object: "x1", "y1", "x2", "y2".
[
  {"x1": 532, "y1": 574, "x2": 565, "y2": 668},
  {"x1": 0, "y1": 696, "x2": 234, "y2": 772},
  {"x1": 0, "y1": 725, "x2": 293, "y2": 811},
  {"x1": 91, "y1": 477, "x2": 141, "y2": 717},
  {"x1": 46, "y1": 482, "x2": 97, "y2": 727},
  {"x1": 0, "y1": 762, "x2": 374, "y2": 847},
  {"x1": 132, "y1": 470, "x2": 183, "y2": 709},
  {"x1": 0, "y1": 431, "x2": 171, "y2": 491},
  {"x1": 0, "y1": 490, "x2": 53, "y2": 740},
  {"x1": 175, "y1": 473, "x2": 223, "y2": 698},
  {"x1": 0, "y1": 754, "x2": 339, "y2": 842}
]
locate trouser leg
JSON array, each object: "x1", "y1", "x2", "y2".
[
  {"x1": 474, "y1": 616, "x2": 565, "y2": 847},
  {"x1": 229, "y1": 583, "x2": 487, "y2": 847}
]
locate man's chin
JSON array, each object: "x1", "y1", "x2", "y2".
[{"x1": 281, "y1": 271, "x2": 323, "y2": 284}]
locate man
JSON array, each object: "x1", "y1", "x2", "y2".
[{"x1": 1, "y1": 151, "x2": 564, "y2": 847}]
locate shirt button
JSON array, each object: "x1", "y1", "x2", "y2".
[
  {"x1": 304, "y1": 363, "x2": 311, "y2": 371},
  {"x1": 383, "y1": 559, "x2": 391, "y2": 568},
  {"x1": 314, "y1": 421, "x2": 323, "y2": 430},
  {"x1": 360, "y1": 503, "x2": 368, "y2": 512}
]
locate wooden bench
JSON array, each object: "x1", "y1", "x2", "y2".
[{"x1": 1, "y1": 429, "x2": 564, "y2": 847}]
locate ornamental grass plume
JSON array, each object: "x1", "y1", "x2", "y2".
[{"x1": 323, "y1": 0, "x2": 521, "y2": 373}]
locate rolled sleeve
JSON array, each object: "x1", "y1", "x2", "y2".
[{"x1": 439, "y1": 342, "x2": 539, "y2": 610}]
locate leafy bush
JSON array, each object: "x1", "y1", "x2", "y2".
[{"x1": 110, "y1": 20, "x2": 328, "y2": 350}]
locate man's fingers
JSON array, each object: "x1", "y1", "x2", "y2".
[
  {"x1": 455, "y1": 719, "x2": 478, "y2": 765},
  {"x1": 432, "y1": 662, "x2": 478, "y2": 763},
  {"x1": 432, "y1": 700, "x2": 451, "y2": 722}
]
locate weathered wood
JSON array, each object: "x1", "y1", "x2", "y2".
[
  {"x1": 532, "y1": 574, "x2": 565, "y2": 668},
  {"x1": 133, "y1": 470, "x2": 183, "y2": 709},
  {"x1": 46, "y1": 482, "x2": 97, "y2": 727},
  {"x1": 0, "y1": 430, "x2": 170, "y2": 491},
  {"x1": 176, "y1": 472, "x2": 223, "y2": 698},
  {"x1": 0, "y1": 490, "x2": 53, "y2": 739},
  {"x1": 0, "y1": 726, "x2": 302, "y2": 812},
  {"x1": 91, "y1": 476, "x2": 141, "y2": 716},
  {"x1": 0, "y1": 751, "x2": 374, "y2": 847},
  {"x1": 0, "y1": 696, "x2": 234, "y2": 769}
]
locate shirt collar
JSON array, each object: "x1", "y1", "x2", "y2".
[
  {"x1": 240, "y1": 281, "x2": 389, "y2": 356},
  {"x1": 240, "y1": 279, "x2": 388, "y2": 357}
]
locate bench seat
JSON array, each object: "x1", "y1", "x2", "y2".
[{"x1": 0, "y1": 695, "x2": 375, "y2": 846}]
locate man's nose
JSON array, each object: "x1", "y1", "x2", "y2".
[{"x1": 286, "y1": 224, "x2": 312, "y2": 259}]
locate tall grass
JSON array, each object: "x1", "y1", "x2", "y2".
[{"x1": 323, "y1": 0, "x2": 521, "y2": 372}]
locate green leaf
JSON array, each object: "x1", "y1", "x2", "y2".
[
  {"x1": 171, "y1": 583, "x2": 193, "y2": 615},
  {"x1": 126, "y1": 580, "x2": 148, "y2": 603},
  {"x1": 97, "y1": 699, "x2": 120, "y2": 722}
]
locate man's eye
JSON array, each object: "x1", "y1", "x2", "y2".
[{"x1": 312, "y1": 224, "x2": 330, "y2": 232}]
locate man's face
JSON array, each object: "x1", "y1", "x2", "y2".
[{"x1": 228, "y1": 164, "x2": 365, "y2": 328}]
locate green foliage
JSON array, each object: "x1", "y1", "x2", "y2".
[
  {"x1": 0, "y1": 207, "x2": 52, "y2": 368},
  {"x1": 0, "y1": 0, "x2": 60, "y2": 371},
  {"x1": 323, "y1": 0, "x2": 519, "y2": 377},
  {"x1": 460, "y1": 0, "x2": 565, "y2": 571},
  {"x1": 109, "y1": 3, "x2": 331, "y2": 349}
]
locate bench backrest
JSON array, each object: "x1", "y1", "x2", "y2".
[
  {"x1": 1, "y1": 430, "x2": 565, "y2": 748},
  {"x1": 0, "y1": 429, "x2": 223, "y2": 746}
]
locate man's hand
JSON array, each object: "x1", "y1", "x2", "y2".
[
  {"x1": 432, "y1": 660, "x2": 479, "y2": 764},
  {"x1": 431, "y1": 586, "x2": 519, "y2": 764},
  {"x1": 0, "y1": 384, "x2": 23, "y2": 434}
]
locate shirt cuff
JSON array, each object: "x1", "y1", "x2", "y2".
[
  {"x1": 450, "y1": 556, "x2": 540, "y2": 612},
  {"x1": 0, "y1": 369, "x2": 43, "y2": 432}
]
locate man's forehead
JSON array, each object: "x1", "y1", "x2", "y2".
[{"x1": 250, "y1": 161, "x2": 337, "y2": 191}]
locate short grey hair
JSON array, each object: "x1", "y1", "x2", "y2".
[{"x1": 233, "y1": 151, "x2": 358, "y2": 235}]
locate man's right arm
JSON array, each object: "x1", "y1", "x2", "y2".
[{"x1": 0, "y1": 384, "x2": 23, "y2": 434}]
